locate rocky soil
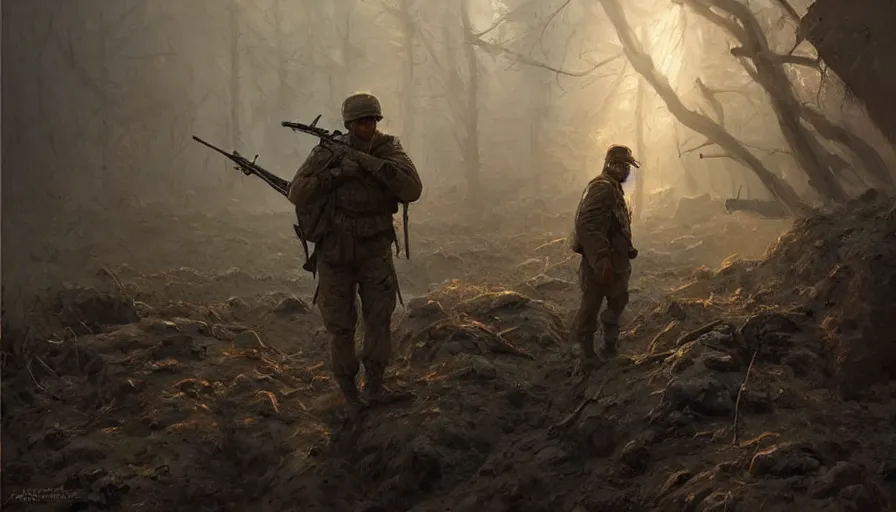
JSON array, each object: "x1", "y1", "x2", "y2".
[{"x1": 2, "y1": 191, "x2": 895, "y2": 511}]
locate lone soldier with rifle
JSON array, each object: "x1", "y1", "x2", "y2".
[
  {"x1": 569, "y1": 145, "x2": 640, "y2": 374},
  {"x1": 288, "y1": 92, "x2": 423, "y2": 417}
]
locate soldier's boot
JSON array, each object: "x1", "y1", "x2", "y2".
[
  {"x1": 575, "y1": 334, "x2": 600, "y2": 376},
  {"x1": 601, "y1": 324, "x2": 619, "y2": 359},
  {"x1": 335, "y1": 376, "x2": 367, "y2": 421},
  {"x1": 362, "y1": 367, "x2": 414, "y2": 406}
]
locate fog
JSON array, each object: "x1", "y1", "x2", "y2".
[
  {"x1": 4, "y1": 2, "x2": 896, "y2": 509},
  {"x1": 3, "y1": 0, "x2": 894, "y2": 316}
]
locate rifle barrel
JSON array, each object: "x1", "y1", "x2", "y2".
[{"x1": 192, "y1": 135, "x2": 230, "y2": 157}]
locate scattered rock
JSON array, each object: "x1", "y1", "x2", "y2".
[
  {"x1": 226, "y1": 296, "x2": 250, "y2": 310},
  {"x1": 750, "y1": 442, "x2": 821, "y2": 477},
  {"x1": 739, "y1": 312, "x2": 799, "y2": 361},
  {"x1": 572, "y1": 414, "x2": 616, "y2": 458},
  {"x1": 149, "y1": 334, "x2": 207, "y2": 361},
  {"x1": 211, "y1": 324, "x2": 236, "y2": 341},
  {"x1": 808, "y1": 461, "x2": 865, "y2": 498},
  {"x1": 619, "y1": 438, "x2": 650, "y2": 475},
  {"x1": 271, "y1": 296, "x2": 311, "y2": 315},
  {"x1": 53, "y1": 285, "x2": 139, "y2": 331}
]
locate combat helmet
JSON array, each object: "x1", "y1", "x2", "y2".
[
  {"x1": 341, "y1": 92, "x2": 383, "y2": 123},
  {"x1": 605, "y1": 144, "x2": 641, "y2": 168}
]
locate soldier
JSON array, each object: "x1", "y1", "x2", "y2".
[
  {"x1": 569, "y1": 145, "x2": 640, "y2": 372},
  {"x1": 287, "y1": 92, "x2": 423, "y2": 415}
]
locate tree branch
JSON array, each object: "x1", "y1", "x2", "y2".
[
  {"x1": 674, "y1": 0, "x2": 746, "y2": 41},
  {"x1": 597, "y1": 0, "x2": 810, "y2": 215},
  {"x1": 470, "y1": 34, "x2": 623, "y2": 77},
  {"x1": 730, "y1": 47, "x2": 820, "y2": 69},
  {"x1": 696, "y1": 78, "x2": 725, "y2": 126},
  {"x1": 472, "y1": 0, "x2": 541, "y2": 37},
  {"x1": 686, "y1": 0, "x2": 850, "y2": 202},
  {"x1": 539, "y1": 0, "x2": 572, "y2": 43},
  {"x1": 682, "y1": 140, "x2": 716, "y2": 156},
  {"x1": 771, "y1": 0, "x2": 801, "y2": 25},
  {"x1": 698, "y1": 152, "x2": 737, "y2": 160}
]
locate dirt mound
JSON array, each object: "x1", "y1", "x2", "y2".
[
  {"x1": 678, "y1": 190, "x2": 896, "y2": 395},
  {"x1": 1, "y1": 280, "x2": 329, "y2": 510},
  {"x1": 3, "y1": 204, "x2": 895, "y2": 511},
  {"x1": 395, "y1": 290, "x2": 564, "y2": 364}
]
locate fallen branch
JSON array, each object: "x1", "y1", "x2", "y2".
[
  {"x1": 548, "y1": 379, "x2": 608, "y2": 438},
  {"x1": 674, "y1": 319, "x2": 723, "y2": 347},
  {"x1": 725, "y1": 198, "x2": 788, "y2": 218},
  {"x1": 732, "y1": 350, "x2": 758, "y2": 446},
  {"x1": 634, "y1": 350, "x2": 674, "y2": 366}
]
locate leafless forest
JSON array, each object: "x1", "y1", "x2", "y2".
[{"x1": 2, "y1": 0, "x2": 895, "y2": 510}]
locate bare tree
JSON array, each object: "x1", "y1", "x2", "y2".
[
  {"x1": 597, "y1": 0, "x2": 811, "y2": 214},
  {"x1": 379, "y1": 0, "x2": 421, "y2": 153},
  {"x1": 229, "y1": 0, "x2": 242, "y2": 150},
  {"x1": 677, "y1": 0, "x2": 892, "y2": 198},
  {"x1": 632, "y1": 74, "x2": 647, "y2": 221},
  {"x1": 417, "y1": 0, "x2": 483, "y2": 207}
]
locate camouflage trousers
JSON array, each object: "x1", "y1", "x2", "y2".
[
  {"x1": 316, "y1": 248, "x2": 398, "y2": 387},
  {"x1": 571, "y1": 256, "x2": 631, "y2": 358}
]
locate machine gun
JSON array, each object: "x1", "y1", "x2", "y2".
[
  {"x1": 281, "y1": 114, "x2": 347, "y2": 148},
  {"x1": 191, "y1": 135, "x2": 316, "y2": 272},
  {"x1": 280, "y1": 115, "x2": 412, "y2": 259}
]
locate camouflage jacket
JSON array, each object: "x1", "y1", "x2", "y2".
[
  {"x1": 288, "y1": 132, "x2": 422, "y2": 263},
  {"x1": 570, "y1": 173, "x2": 633, "y2": 271}
]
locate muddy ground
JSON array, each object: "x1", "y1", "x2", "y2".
[{"x1": 2, "y1": 189, "x2": 895, "y2": 511}]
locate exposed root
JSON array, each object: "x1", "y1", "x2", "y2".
[{"x1": 732, "y1": 349, "x2": 758, "y2": 446}]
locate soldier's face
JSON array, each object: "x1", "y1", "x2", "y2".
[
  {"x1": 349, "y1": 117, "x2": 378, "y2": 142},
  {"x1": 607, "y1": 162, "x2": 632, "y2": 183}
]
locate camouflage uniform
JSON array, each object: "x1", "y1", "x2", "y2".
[
  {"x1": 288, "y1": 93, "x2": 422, "y2": 405},
  {"x1": 569, "y1": 145, "x2": 640, "y2": 363}
]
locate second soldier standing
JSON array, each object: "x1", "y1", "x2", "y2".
[
  {"x1": 288, "y1": 93, "x2": 423, "y2": 416},
  {"x1": 569, "y1": 145, "x2": 640, "y2": 373}
]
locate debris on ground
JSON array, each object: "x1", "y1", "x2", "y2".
[{"x1": 3, "y1": 194, "x2": 894, "y2": 511}]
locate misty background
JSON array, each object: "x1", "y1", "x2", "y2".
[{"x1": 2, "y1": 0, "x2": 894, "y2": 319}]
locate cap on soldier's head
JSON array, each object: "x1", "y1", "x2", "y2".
[
  {"x1": 342, "y1": 92, "x2": 383, "y2": 123},
  {"x1": 605, "y1": 144, "x2": 641, "y2": 168}
]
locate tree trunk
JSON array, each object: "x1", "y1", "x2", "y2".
[
  {"x1": 227, "y1": 0, "x2": 241, "y2": 188},
  {"x1": 460, "y1": 0, "x2": 481, "y2": 209},
  {"x1": 398, "y1": 0, "x2": 416, "y2": 152},
  {"x1": 274, "y1": 0, "x2": 288, "y2": 160},
  {"x1": 98, "y1": 10, "x2": 112, "y2": 202},
  {"x1": 598, "y1": 0, "x2": 811, "y2": 215},
  {"x1": 633, "y1": 75, "x2": 646, "y2": 222},
  {"x1": 798, "y1": 104, "x2": 893, "y2": 190}
]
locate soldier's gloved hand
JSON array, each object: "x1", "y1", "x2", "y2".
[
  {"x1": 628, "y1": 247, "x2": 639, "y2": 260},
  {"x1": 319, "y1": 141, "x2": 348, "y2": 160},
  {"x1": 338, "y1": 158, "x2": 363, "y2": 178},
  {"x1": 594, "y1": 257, "x2": 614, "y2": 284},
  {"x1": 348, "y1": 151, "x2": 386, "y2": 172}
]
